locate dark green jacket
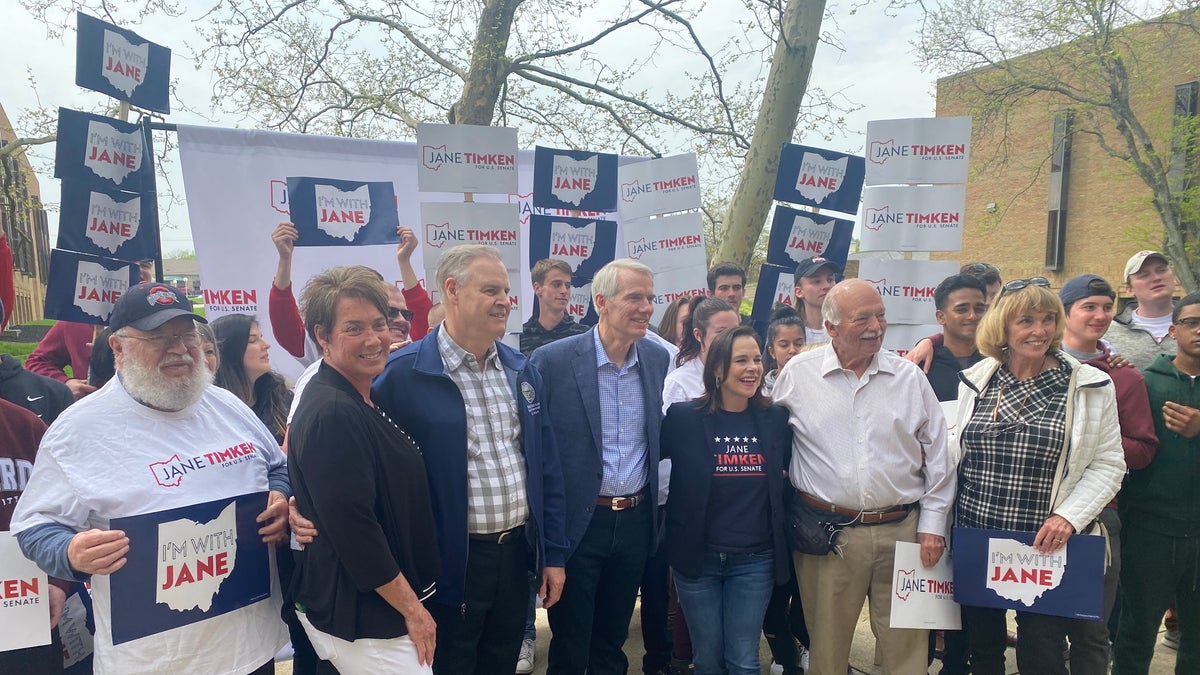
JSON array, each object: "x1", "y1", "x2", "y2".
[{"x1": 1125, "y1": 354, "x2": 1200, "y2": 537}]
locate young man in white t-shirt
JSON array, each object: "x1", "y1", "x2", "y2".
[{"x1": 1104, "y1": 250, "x2": 1179, "y2": 370}]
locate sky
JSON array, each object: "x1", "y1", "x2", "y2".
[{"x1": 0, "y1": 0, "x2": 941, "y2": 255}]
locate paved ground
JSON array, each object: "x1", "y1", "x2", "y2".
[{"x1": 276, "y1": 599, "x2": 1181, "y2": 674}]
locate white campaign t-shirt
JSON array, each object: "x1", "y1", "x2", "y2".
[{"x1": 11, "y1": 378, "x2": 288, "y2": 675}]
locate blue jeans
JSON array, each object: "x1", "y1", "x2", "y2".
[{"x1": 673, "y1": 551, "x2": 775, "y2": 675}]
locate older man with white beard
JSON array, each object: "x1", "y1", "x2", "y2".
[{"x1": 10, "y1": 282, "x2": 292, "y2": 675}]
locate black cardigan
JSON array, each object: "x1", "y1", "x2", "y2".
[
  {"x1": 288, "y1": 362, "x2": 441, "y2": 641},
  {"x1": 660, "y1": 400, "x2": 792, "y2": 584}
]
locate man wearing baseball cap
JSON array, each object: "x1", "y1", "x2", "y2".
[
  {"x1": 1105, "y1": 251, "x2": 1178, "y2": 370},
  {"x1": 792, "y1": 256, "x2": 841, "y2": 345},
  {"x1": 11, "y1": 282, "x2": 292, "y2": 675},
  {"x1": 1058, "y1": 274, "x2": 1158, "y2": 656}
]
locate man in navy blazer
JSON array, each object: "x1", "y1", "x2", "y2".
[{"x1": 530, "y1": 258, "x2": 669, "y2": 675}]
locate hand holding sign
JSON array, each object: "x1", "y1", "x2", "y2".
[
  {"x1": 257, "y1": 490, "x2": 289, "y2": 545},
  {"x1": 1032, "y1": 514, "x2": 1074, "y2": 554},
  {"x1": 918, "y1": 532, "x2": 947, "y2": 568},
  {"x1": 68, "y1": 529, "x2": 129, "y2": 575},
  {"x1": 271, "y1": 222, "x2": 298, "y2": 259}
]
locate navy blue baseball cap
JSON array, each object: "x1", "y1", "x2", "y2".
[{"x1": 108, "y1": 282, "x2": 206, "y2": 332}]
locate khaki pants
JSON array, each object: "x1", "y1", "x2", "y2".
[{"x1": 793, "y1": 509, "x2": 928, "y2": 675}]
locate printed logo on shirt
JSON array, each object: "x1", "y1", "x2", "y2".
[
  {"x1": 149, "y1": 442, "x2": 260, "y2": 488},
  {"x1": 712, "y1": 436, "x2": 765, "y2": 476}
]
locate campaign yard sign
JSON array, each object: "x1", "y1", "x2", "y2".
[
  {"x1": 528, "y1": 215, "x2": 618, "y2": 323},
  {"x1": 857, "y1": 259, "x2": 960, "y2": 326},
  {"x1": 58, "y1": 179, "x2": 157, "y2": 261},
  {"x1": 286, "y1": 177, "x2": 401, "y2": 247},
  {"x1": 617, "y1": 153, "x2": 701, "y2": 221},
  {"x1": 44, "y1": 249, "x2": 140, "y2": 325},
  {"x1": 750, "y1": 263, "x2": 796, "y2": 327},
  {"x1": 108, "y1": 492, "x2": 271, "y2": 645},
  {"x1": 890, "y1": 540, "x2": 961, "y2": 630},
  {"x1": 765, "y1": 206, "x2": 854, "y2": 271},
  {"x1": 865, "y1": 116, "x2": 972, "y2": 186},
  {"x1": 420, "y1": 201, "x2": 523, "y2": 333},
  {"x1": 75, "y1": 13, "x2": 171, "y2": 114},
  {"x1": 773, "y1": 144, "x2": 865, "y2": 215},
  {"x1": 55, "y1": 108, "x2": 150, "y2": 192},
  {"x1": 416, "y1": 123, "x2": 518, "y2": 194},
  {"x1": 884, "y1": 324, "x2": 944, "y2": 358},
  {"x1": 533, "y1": 146, "x2": 618, "y2": 212},
  {"x1": 622, "y1": 211, "x2": 707, "y2": 326},
  {"x1": 860, "y1": 185, "x2": 966, "y2": 252},
  {"x1": 951, "y1": 527, "x2": 1105, "y2": 620},
  {"x1": 0, "y1": 532, "x2": 51, "y2": 652}
]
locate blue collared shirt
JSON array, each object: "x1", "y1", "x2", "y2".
[{"x1": 593, "y1": 328, "x2": 648, "y2": 496}]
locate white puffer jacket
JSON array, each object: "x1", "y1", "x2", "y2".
[{"x1": 952, "y1": 352, "x2": 1126, "y2": 532}]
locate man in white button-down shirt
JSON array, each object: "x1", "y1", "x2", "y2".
[{"x1": 772, "y1": 278, "x2": 956, "y2": 675}]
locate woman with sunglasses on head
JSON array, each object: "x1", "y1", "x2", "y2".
[
  {"x1": 661, "y1": 326, "x2": 792, "y2": 675},
  {"x1": 950, "y1": 277, "x2": 1125, "y2": 675},
  {"x1": 211, "y1": 314, "x2": 293, "y2": 444}
]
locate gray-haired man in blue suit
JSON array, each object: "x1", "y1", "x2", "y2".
[{"x1": 530, "y1": 258, "x2": 669, "y2": 675}]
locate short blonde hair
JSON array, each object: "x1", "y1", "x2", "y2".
[{"x1": 976, "y1": 284, "x2": 1065, "y2": 362}]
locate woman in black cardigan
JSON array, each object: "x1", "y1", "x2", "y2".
[
  {"x1": 661, "y1": 325, "x2": 792, "y2": 675},
  {"x1": 288, "y1": 266, "x2": 440, "y2": 673}
]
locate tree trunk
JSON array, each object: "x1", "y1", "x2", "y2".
[
  {"x1": 452, "y1": 0, "x2": 524, "y2": 125},
  {"x1": 714, "y1": 0, "x2": 825, "y2": 267}
]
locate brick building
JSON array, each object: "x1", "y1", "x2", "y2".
[
  {"x1": 0, "y1": 102, "x2": 51, "y2": 325},
  {"x1": 931, "y1": 16, "x2": 1200, "y2": 296}
]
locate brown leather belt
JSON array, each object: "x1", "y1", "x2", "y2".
[
  {"x1": 468, "y1": 524, "x2": 523, "y2": 544},
  {"x1": 798, "y1": 491, "x2": 912, "y2": 525},
  {"x1": 597, "y1": 492, "x2": 646, "y2": 511}
]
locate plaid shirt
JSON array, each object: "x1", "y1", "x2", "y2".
[
  {"x1": 956, "y1": 359, "x2": 1071, "y2": 532},
  {"x1": 437, "y1": 329, "x2": 529, "y2": 534}
]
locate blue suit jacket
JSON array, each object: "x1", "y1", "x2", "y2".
[{"x1": 529, "y1": 328, "x2": 668, "y2": 556}]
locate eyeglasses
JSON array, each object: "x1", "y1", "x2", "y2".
[
  {"x1": 118, "y1": 330, "x2": 203, "y2": 350},
  {"x1": 1175, "y1": 317, "x2": 1200, "y2": 331},
  {"x1": 963, "y1": 262, "x2": 1001, "y2": 276},
  {"x1": 388, "y1": 307, "x2": 414, "y2": 321},
  {"x1": 997, "y1": 276, "x2": 1051, "y2": 299}
]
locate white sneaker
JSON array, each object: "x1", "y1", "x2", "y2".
[
  {"x1": 515, "y1": 638, "x2": 535, "y2": 674},
  {"x1": 770, "y1": 662, "x2": 784, "y2": 675},
  {"x1": 799, "y1": 646, "x2": 810, "y2": 672}
]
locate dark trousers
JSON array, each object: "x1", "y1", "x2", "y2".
[
  {"x1": 962, "y1": 605, "x2": 1108, "y2": 675},
  {"x1": 1114, "y1": 523, "x2": 1199, "y2": 675},
  {"x1": 927, "y1": 629, "x2": 970, "y2": 675},
  {"x1": 429, "y1": 532, "x2": 529, "y2": 675},
  {"x1": 640, "y1": 506, "x2": 672, "y2": 674},
  {"x1": 762, "y1": 564, "x2": 809, "y2": 672},
  {"x1": 548, "y1": 500, "x2": 653, "y2": 675},
  {"x1": 0, "y1": 626, "x2": 64, "y2": 674}
]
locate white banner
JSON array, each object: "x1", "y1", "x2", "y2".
[
  {"x1": 889, "y1": 541, "x2": 961, "y2": 630},
  {"x1": 617, "y1": 153, "x2": 701, "y2": 221},
  {"x1": 883, "y1": 323, "x2": 942, "y2": 357},
  {"x1": 622, "y1": 211, "x2": 708, "y2": 326},
  {"x1": 860, "y1": 185, "x2": 966, "y2": 252},
  {"x1": 420, "y1": 201, "x2": 523, "y2": 334},
  {"x1": 0, "y1": 531, "x2": 51, "y2": 652},
  {"x1": 177, "y1": 126, "x2": 706, "y2": 380},
  {"x1": 865, "y1": 117, "x2": 971, "y2": 186},
  {"x1": 858, "y1": 259, "x2": 960, "y2": 325},
  {"x1": 416, "y1": 123, "x2": 519, "y2": 194}
]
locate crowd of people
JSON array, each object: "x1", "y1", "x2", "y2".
[{"x1": 0, "y1": 227, "x2": 1196, "y2": 675}]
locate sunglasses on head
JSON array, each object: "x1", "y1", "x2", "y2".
[
  {"x1": 963, "y1": 262, "x2": 1001, "y2": 276},
  {"x1": 997, "y1": 276, "x2": 1051, "y2": 299},
  {"x1": 388, "y1": 307, "x2": 414, "y2": 321}
]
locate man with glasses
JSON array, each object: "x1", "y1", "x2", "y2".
[
  {"x1": 1106, "y1": 251, "x2": 1179, "y2": 371},
  {"x1": 1114, "y1": 292, "x2": 1200, "y2": 674},
  {"x1": 11, "y1": 282, "x2": 292, "y2": 674}
]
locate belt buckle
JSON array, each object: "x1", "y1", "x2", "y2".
[
  {"x1": 611, "y1": 497, "x2": 626, "y2": 511},
  {"x1": 496, "y1": 529, "x2": 513, "y2": 544}
]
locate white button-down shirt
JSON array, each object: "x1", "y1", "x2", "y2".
[{"x1": 772, "y1": 344, "x2": 956, "y2": 536}]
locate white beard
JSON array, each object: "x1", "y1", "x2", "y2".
[{"x1": 120, "y1": 353, "x2": 214, "y2": 411}]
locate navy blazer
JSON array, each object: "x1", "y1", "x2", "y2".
[
  {"x1": 661, "y1": 400, "x2": 792, "y2": 584},
  {"x1": 530, "y1": 328, "x2": 669, "y2": 556}
]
